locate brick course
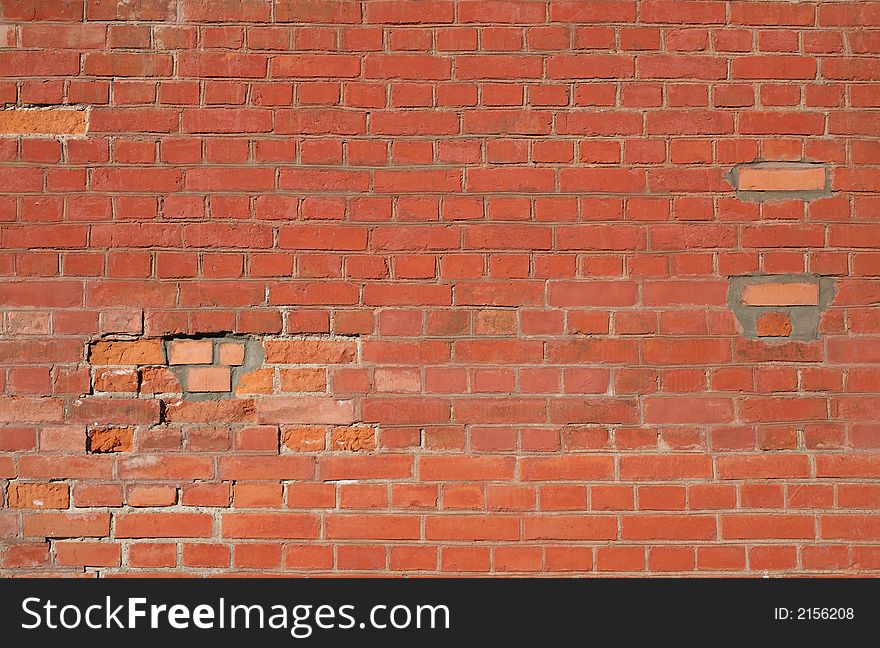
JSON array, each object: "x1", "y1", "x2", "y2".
[{"x1": 1, "y1": 0, "x2": 879, "y2": 576}]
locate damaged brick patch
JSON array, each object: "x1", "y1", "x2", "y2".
[
  {"x1": 728, "y1": 274, "x2": 836, "y2": 341},
  {"x1": 87, "y1": 334, "x2": 362, "y2": 401},
  {"x1": 82, "y1": 334, "x2": 366, "y2": 452}
]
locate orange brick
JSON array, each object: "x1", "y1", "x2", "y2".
[
  {"x1": 128, "y1": 543, "x2": 176, "y2": 568},
  {"x1": 87, "y1": 427, "x2": 133, "y2": 453},
  {"x1": 233, "y1": 483, "x2": 283, "y2": 507},
  {"x1": 127, "y1": 485, "x2": 177, "y2": 507},
  {"x1": 168, "y1": 339, "x2": 214, "y2": 364},
  {"x1": 7, "y1": 482, "x2": 69, "y2": 509},
  {"x1": 741, "y1": 282, "x2": 819, "y2": 306},
  {"x1": 218, "y1": 341, "x2": 245, "y2": 365},
  {"x1": 738, "y1": 165, "x2": 826, "y2": 192},
  {"x1": 756, "y1": 312, "x2": 792, "y2": 337},
  {"x1": 54, "y1": 541, "x2": 121, "y2": 567},
  {"x1": 140, "y1": 366, "x2": 181, "y2": 393},
  {"x1": 237, "y1": 368, "x2": 275, "y2": 394},
  {"x1": 0, "y1": 109, "x2": 87, "y2": 136},
  {"x1": 90, "y1": 339, "x2": 165, "y2": 365},
  {"x1": 93, "y1": 367, "x2": 139, "y2": 392},
  {"x1": 330, "y1": 426, "x2": 376, "y2": 451},
  {"x1": 282, "y1": 426, "x2": 326, "y2": 452},
  {"x1": 263, "y1": 339, "x2": 357, "y2": 364},
  {"x1": 280, "y1": 367, "x2": 326, "y2": 392},
  {"x1": 187, "y1": 366, "x2": 231, "y2": 392}
]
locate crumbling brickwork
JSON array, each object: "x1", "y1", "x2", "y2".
[{"x1": 1, "y1": 0, "x2": 880, "y2": 576}]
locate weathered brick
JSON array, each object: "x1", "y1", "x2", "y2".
[
  {"x1": 257, "y1": 397, "x2": 356, "y2": 425},
  {"x1": 93, "y1": 367, "x2": 139, "y2": 392},
  {"x1": 281, "y1": 426, "x2": 326, "y2": 452},
  {"x1": 87, "y1": 428, "x2": 133, "y2": 453},
  {"x1": 89, "y1": 340, "x2": 165, "y2": 365},
  {"x1": 140, "y1": 366, "x2": 181, "y2": 393},
  {"x1": 756, "y1": 312, "x2": 793, "y2": 337},
  {"x1": 0, "y1": 109, "x2": 87, "y2": 136},
  {"x1": 263, "y1": 339, "x2": 357, "y2": 364},
  {"x1": 7, "y1": 482, "x2": 69, "y2": 509},
  {"x1": 330, "y1": 426, "x2": 376, "y2": 451}
]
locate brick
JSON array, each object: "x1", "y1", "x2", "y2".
[
  {"x1": 93, "y1": 367, "x2": 139, "y2": 392},
  {"x1": 168, "y1": 339, "x2": 214, "y2": 364},
  {"x1": 264, "y1": 339, "x2": 357, "y2": 364},
  {"x1": 8, "y1": 482, "x2": 69, "y2": 509},
  {"x1": 116, "y1": 513, "x2": 213, "y2": 539},
  {"x1": 0, "y1": 397, "x2": 64, "y2": 423},
  {"x1": 87, "y1": 428, "x2": 133, "y2": 453},
  {"x1": 330, "y1": 426, "x2": 376, "y2": 451},
  {"x1": 0, "y1": 109, "x2": 87, "y2": 136},
  {"x1": 756, "y1": 312, "x2": 792, "y2": 337},
  {"x1": 221, "y1": 513, "x2": 318, "y2": 539},
  {"x1": 187, "y1": 367, "x2": 231, "y2": 392},
  {"x1": 23, "y1": 513, "x2": 110, "y2": 539},
  {"x1": 257, "y1": 397, "x2": 355, "y2": 425},
  {"x1": 741, "y1": 282, "x2": 820, "y2": 306},
  {"x1": 54, "y1": 541, "x2": 121, "y2": 567},
  {"x1": 282, "y1": 427, "x2": 326, "y2": 452},
  {"x1": 89, "y1": 340, "x2": 165, "y2": 365},
  {"x1": 127, "y1": 485, "x2": 177, "y2": 507},
  {"x1": 738, "y1": 165, "x2": 826, "y2": 192},
  {"x1": 140, "y1": 366, "x2": 181, "y2": 394},
  {"x1": 128, "y1": 543, "x2": 176, "y2": 568},
  {"x1": 218, "y1": 342, "x2": 245, "y2": 365}
]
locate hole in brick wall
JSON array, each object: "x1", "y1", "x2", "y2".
[{"x1": 727, "y1": 274, "x2": 836, "y2": 341}]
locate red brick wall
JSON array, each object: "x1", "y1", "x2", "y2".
[{"x1": 1, "y1": 0, "x2": 879, "y2": 576}]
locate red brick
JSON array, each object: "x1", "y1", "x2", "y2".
[
  {"x1": 24, "y1": 513, "x2": 110, "y2": 538},
  {"x1": 115, "y1": 513, "x2": 213, "y2": 539},
  {"x1": 0, "y1": 1, "x2": 876, "y2": 579},
  {"x1": 221, "y1": 513, "x2": 318, "y2": 539},
  {"x1": 54, "y1": 541, "x2": 121, "y2": 567}
]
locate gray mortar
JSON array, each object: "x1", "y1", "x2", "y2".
[
  {"x1": 725, "y1": 161, "x2": 830, "y2": 203},
  {"x1": 163, "y1": 334, "x2": 265, "y2": 401},
  {"x1": 727, "y1": 273, "x2": 837, "y2": 341}
]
